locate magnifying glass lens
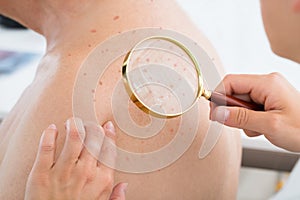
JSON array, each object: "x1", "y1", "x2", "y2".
[{"x1": 126, "y1": 38, "x2": 200, "y2": 117}]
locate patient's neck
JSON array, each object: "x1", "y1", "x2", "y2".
[
  {"x1": 30, "y1": 0, "x2": 195, "y2": 75},
  {"x1": 41, "y1": 0, "x2": 183, "y2": 51}
]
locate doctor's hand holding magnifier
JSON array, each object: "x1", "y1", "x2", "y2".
[
  {"x1": 210, "y1": 73, "x2": 300, "y2": 152},
  {"x1": 210, "y1": 0, "x2": 300, "y2": 153}
]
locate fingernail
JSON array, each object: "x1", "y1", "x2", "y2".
[
  {"x1": 66, "y1": 119, "x2": 71, "y2": 132},
  {"x1": 74, "y1": 118, "x2": 85, "y2": 135},
  {"x1": 121, "y1": 183, "x2": 128, "y2": 193},
  {"x1": 215, "y1": 107, "x2": 230, "y2": 123},
  {"x1": 48, "y1": 124, "x2": 57, "y2": 130},
  {"x1": 104, "y1": 121, "x2": 115, "y2": 134}
]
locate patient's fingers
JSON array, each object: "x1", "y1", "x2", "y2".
[
  {"x1": 32, "y1": 124, "x2": 58, "y2": 172},
  {"x1": 56, "y1": 118, "x2": 85, "y2": 166},
  {"x1": 78, "y1": 122, "x2": 105, "y2": 167},
  {"x1": 109, "y1": 183, "x2": 128, "y2": 200},
  {"x1": 98, "y1": 121, "x2": 117, "y2": 172}
]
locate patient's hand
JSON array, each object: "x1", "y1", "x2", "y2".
[{"x1": 24, "y1": 118, "x2": 127, "y2": 200}]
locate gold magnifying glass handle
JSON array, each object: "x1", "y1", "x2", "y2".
[{"x1": 203, "y1": 90, "x2": 264, "y2": 111}]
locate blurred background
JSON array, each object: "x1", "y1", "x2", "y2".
[{"x1": 0, "y1": 0, "x2": 300, "y2": 199}]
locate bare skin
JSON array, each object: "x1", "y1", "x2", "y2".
[{"x1": 0, "y1": 0, "x2": 241, "y2": 199}]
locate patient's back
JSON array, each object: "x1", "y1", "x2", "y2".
[{"x1": 0, "y1": 1, "x2": 241, "y2": 199}]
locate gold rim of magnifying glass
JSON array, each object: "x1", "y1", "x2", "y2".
[{"x1": 122, "y1": 36, "x2": 207, "y2": 118}]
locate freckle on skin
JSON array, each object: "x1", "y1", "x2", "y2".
[
  {"x1": 90, "y1": 29, "x2": 97, "y2": 33},
  {"x1": 146, "y1": 58, "x2": 150, "y2": 62},
  {"x1": 68, "y1": 53, "x2": 71, "y2": 57},
  {"x1": 83, "y1": 73, "x2": 87, "y2": 76},
  {"x1": 113, "y1": 16, "x2": 120, "y2": 21},
  {"x1": 88, "y1": 44, "x2": 92, "y2": 47},
  {"x1": 99, "y1": 81, "x2": 103, "y2": 86},
  {"x1": 91, "y1": 89, "x2": 95, "y2": 93}
]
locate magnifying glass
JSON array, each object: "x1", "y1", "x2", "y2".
[{"x1": 122, "y1": 36, "x2": 264, "y2": 118}]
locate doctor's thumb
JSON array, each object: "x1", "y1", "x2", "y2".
[{"x1": 211, "y1": 106, "x2": 268, "y2": 134}]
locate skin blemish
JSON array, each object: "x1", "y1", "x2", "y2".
[
  {"x1": 99, "y1": 81, "x2": 103, "y2": 86},
  {"x1": 173, "y1": 63, "x2": 177, "y2": 67},
  {"x1": 90, "y1": 29, "x2": 97, "y2": 33},
  {"x1": 126, "y1": 156, "x2": 130, "y2": 161},
  {"x1": 146, "y1": 58, "x2": 150, "y2": 62},
  {"x1": 170, "y1": 128, "x2": 175, "y2": 133},
  {"x1": 91, "y1": 89, "x2": 95, "y2": 93},
  {"x1": 113, "y1": 16, "x2": 120, "y2": 21},
  {"x1": 68, "y1": 53, "x2": 72, "y2": 57},
  {"x1": 83, "y1": 73, "x2": 87, "y2": 76},
  {"x1": 88, "y1": 44, "x2": 92, "y2": 48}
]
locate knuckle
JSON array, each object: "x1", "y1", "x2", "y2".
[
  {"x1": 235, "y1": 108, "x2": 249, "y2": 127},
  {"x1": 223, "y1": 74, "x2": 234, "y2": 82},
  {"x1": 68, "y1": 129, "x2": 83, "y2": 141},
  {"x1": 102, "y1": 172, "x2": 114, "y2": 188},
  {"x1": 267, "y1": 114, "x2": 282, "y2": 134},
  {"x1": 268, "y1": 72, "x2": 283, "y2": 83},
  {"x1": 40, "y1": 143, "x2": 55, "y2": 152},
  {"x1": 28, "y1": 173, "x2": 49, "y2": 187}
]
